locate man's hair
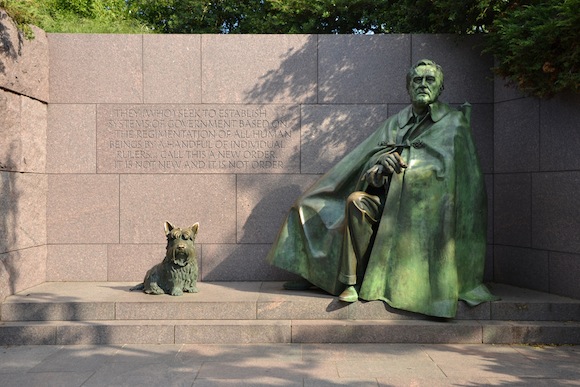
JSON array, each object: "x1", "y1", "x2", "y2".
[{"x1": 406, "y1": 59, "x2": 444, "y2": 92}]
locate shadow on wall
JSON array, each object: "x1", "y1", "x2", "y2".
[
  {"x1": 245, "y1": 36, "x2": 394, "y2": 172},
  {"x1": 0, "y1": 143, "x2": 20, "y2": 301},
  {"x1": 0, "y1": 11, "x2": 22, "y2": 75},
  {"x1": 206, "y1": 184, "x2": 309, "y2": 281},
  {"x1": 208, "y1": 36, "x2": 400, "y2": 281},
  {"x1": 0, "y1": 11, "x2": 22, "y2": 301}
]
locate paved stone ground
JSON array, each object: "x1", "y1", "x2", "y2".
[{"x1": 1, "y1": 343, "x2": 579, "y2": 386}]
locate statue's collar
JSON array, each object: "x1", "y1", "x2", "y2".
[{"x1": 398, "y1": 101, "x2": 449, "y2": 128}]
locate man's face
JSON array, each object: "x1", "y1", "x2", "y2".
[{"x1": 408, "y1": 65, "x2": 443, "y2": 108}]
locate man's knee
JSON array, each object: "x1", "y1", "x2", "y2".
[
  {"x1": 346, "y1": 191, "x2": 380, "y2": 222},
  {"x1": 346, "y1": 191, "x2": 368, "y2": 206}
]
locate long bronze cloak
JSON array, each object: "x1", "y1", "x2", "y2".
[{"x1": 267, "y1": 102, "x2": 497, "y2": 318}]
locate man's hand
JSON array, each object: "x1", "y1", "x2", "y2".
[
  {"x1": 364, "y1": 164, "x2": 386, "y2": 187},
  {"x1": 362, "y1": 152, "x2": 407, "y2": 187},
  {"x1": 378, "y1": 152, "x2": 407, "y2": 174}
]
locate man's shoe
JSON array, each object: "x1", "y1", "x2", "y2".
[
  {"x1": 283, "y1": 279, "x2": 314, "y2": 290},
  {"x1": 338, "y1": 286, "x2": 358, "y2": 302}
]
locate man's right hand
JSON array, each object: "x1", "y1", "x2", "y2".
[
  {"x1": 363, "y1": 152, "x2": 407, "y2": 187},
  {"x1": 378, "y1": 152, "x2": 407, "y2": 175},
  {"x1": 362, "y1": 152, "x2": 407, "y2": 187}
]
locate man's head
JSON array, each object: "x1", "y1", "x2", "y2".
[{"x1": 407, "y1": 59, "x2": 444, "y2": 113}]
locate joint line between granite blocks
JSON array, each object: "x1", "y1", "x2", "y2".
[
  {"x1": 255, "y1": 288, "x2": 259, "y2": 320},
  {"x1": 315, "y1": 35, "x2": 319, "y2": 104},
  {"x1": 141, "y1": 34, "x2": 144, "y2": 104},
  {"x1": 118, "y1": 174, "x2": 121, "y2": 251},
  {"x1": 200, "y1": 36, "x2": 204, "y2": 104},
  {"x1": 235, "y1": 173, "x2": 238, "y2": 243},
  {"x1": 55, "y1": 325, "x2": 61, "y2": 345},
  {"x1": 529, "y1": 172, "x2": 534, "y2": 249},
  {"x1": 94, "y1": 104, "x2": 98, "y2": 174},
  {"x1": 547, "y1": 251, "x2": 552, "y2": 294}
]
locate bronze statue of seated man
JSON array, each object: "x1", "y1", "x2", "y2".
[{"x1": 267, "y1": 59, "x2": 498, "y2": 318}]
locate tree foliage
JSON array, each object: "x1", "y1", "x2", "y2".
[
  {"x1": 1, "y1": 0, "x2": 578, "y2": 97},
  {"x1": 486, "y1": 0, "x2": 580, "y2": 98},
  {"x1": 127, "y1": 0, "x2": 507, "y2": 34},
  {"x1": 1, "y1": 0, "x2": 148, "y2": 34}
]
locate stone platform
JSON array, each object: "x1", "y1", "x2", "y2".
[{"x1": 1, "y1": 282, "x2": 579, "y2": 346}]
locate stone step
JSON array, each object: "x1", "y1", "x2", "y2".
[
  {"x1": 2, "y1": 319, "x2": 580, "y2": 346},
  {"x1": 2, "y1": 281, "x2": 580, "y2": 345},
  {"x1": 2, "y1": 282, "x2": 580, "y2": 322}
]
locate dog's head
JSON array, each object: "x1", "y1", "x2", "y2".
[{"x1": 164, "y1": 221, "x2": 199, "y2": 266}]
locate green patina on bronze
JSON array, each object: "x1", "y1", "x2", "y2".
[{"x1": 267, "y1": 59, "x2": 498, "y2": 318}]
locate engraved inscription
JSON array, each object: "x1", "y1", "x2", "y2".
[{"x1": 97, "y1": 105, "x2": 299, "y2": 173}]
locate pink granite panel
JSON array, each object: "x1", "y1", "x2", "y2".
[
  {"x1": 201, "y1": 244, "x2": 293, "y2": 281},
  {"x1": 96, "y1": 104, "x2": 299, "y2": 174},
  {"x1": 20, "y1": 97, "x2": 47, "y2": 173},
  {"x1": 318, "y1": 35, "x2": 410, "y2": 104},
  {"x1": 0, "y1": 172, "x2": 47, "y2": 252},
  {"x1": 48, "y1": 34, "x2": 142, "y2": 103},
  {"x1": 532, "y1": 171, "x2": 580, "y2": 254},
  {"x1": 15, "y1": 173, "x2": 48, "y2": 250},
  {"x1": 0, "y1": 246, "x2": 47, "y2": 301},
  {"x1": 0, "y1": 90, "x2": 21, "y2": 171},
  {"x1": 539, "y1": 92, "x2": 580, "y2": 171},
  {"x1": 494, "y1": 98, "x2": 540, "y2": 173},
  {"x1": 107, "y1": 243, "x2": 168, "y2": 282},
  {"x1": 550, "y1": 252, "x2": 580, "y2": 299},
  {"x1": 237, "y1": 174, "x2": 320, "y2": 244},
  {"x1": 468, "y1": 103, "x2": 494, "y2": 174},
  {"x1": 119, "y1": 174, "x2": 235, "y2": 244},
  {"x1": 0, "y1": 12, "x2": 49, "y2": 102},
  {"x1": 47, "y1": 104, "x2": 96, "y2": 173},
  {"x1": 0, "y1": 254, "x2": 9, "y2": 301},
  {"x1": 47, "y1": 244, "x2": 107, "y2": 281},
  {"x1": 0, "y1": 93, "x2": 47, "y2": 173},
  {"x1": 202, "y1": 35, "x2": 317, "y2": 103},
  {"x1": 47, "y1": 175, "x2": 119, "y2": 244},
  {"x1": 143, "y1": 34, "x2": 201, "y2": 103},
  {"x1": 300, "y1": 104, "x2": 391, "y2": 174}
]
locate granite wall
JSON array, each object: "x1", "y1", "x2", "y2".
[
  {"x1": 0, "y1": 11, "x2": 49, "y2": 301},
  {"x1": 1, "y1": 11, "x2": 579, "y2": 301},
  {"x1": 45, "y1": 33, "x2": 498, "y2": 285},
  {"x1": 493, "y1": 84, "x2": 580, "y2": 298}
]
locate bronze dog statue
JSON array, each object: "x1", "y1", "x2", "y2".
[{"x1": 131, "y1": 222, "x2": 199, "y2": 296}]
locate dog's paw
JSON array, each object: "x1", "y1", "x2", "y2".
[
  {"x1": 171, "y1": 288, "x2": 184, "y2": 296},
  {"x1": 146, "y1": 284, "x2": 165, "y2": 295}
]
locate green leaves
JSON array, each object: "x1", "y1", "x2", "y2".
[
  {"x1": 485, "y1": 1, "x2": 580, "y2": 97},
  {"x1": 2, "y1": 0, "x2": 149, "y2": 33}
]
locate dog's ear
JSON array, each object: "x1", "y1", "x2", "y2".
[
  {"x1": 164, "y1": 221, "x2": 175, "y2": 236},
  {"x1": 191, "y1": 222, "x2": 199, "y2": 236}
]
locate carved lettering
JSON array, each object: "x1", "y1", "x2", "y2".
[{"x1": 97, "y1": 105, "x2": 299, "y2": 173}]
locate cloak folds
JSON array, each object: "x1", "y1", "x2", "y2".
[{"x1": 266, "y1": 102, "x2": 498, "y2": 318}]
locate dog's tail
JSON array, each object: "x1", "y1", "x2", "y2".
[{"x1": 130, "y1": 283, "x2": 144, "y2": 291}]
